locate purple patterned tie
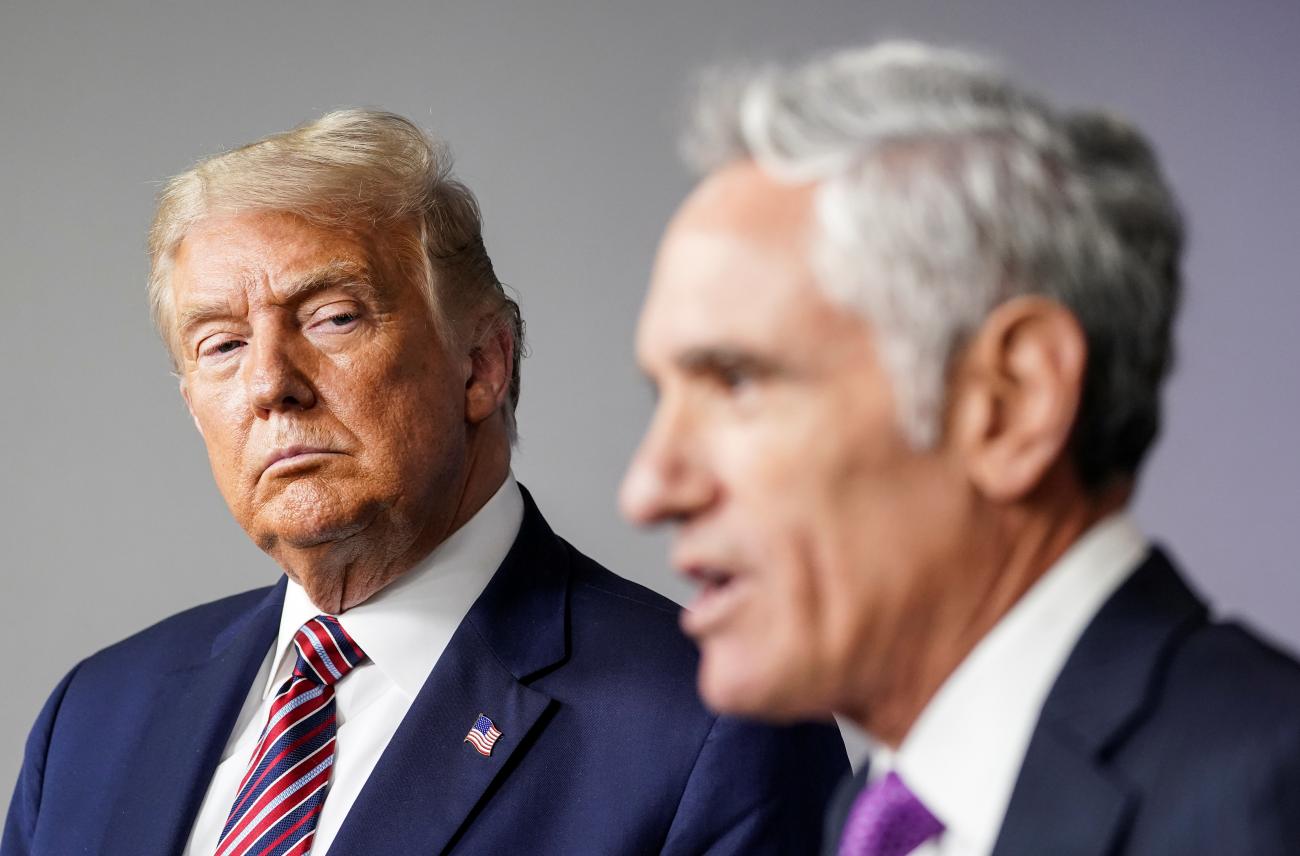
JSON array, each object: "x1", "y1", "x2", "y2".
[{"x1": 837, "y1": 770, "x2": 944, "y2": 856}]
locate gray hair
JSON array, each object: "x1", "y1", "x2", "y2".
[
  {"x1": 148, "y1": 109, "x2": 525, "y2": 439},
  {"x1": 685, "y1": 41, "x2": 1184, "y2": 488}
]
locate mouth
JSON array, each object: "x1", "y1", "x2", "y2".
[
  {"x1": 260, "y1": 446, "x2": 341, "y2": 479},
  {"x1": 678, "y1": 564, "x2": 748, "y2": 639}
]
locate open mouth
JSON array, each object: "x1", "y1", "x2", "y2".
[
  {"x1": 680, "y1": 565, "x2": 747, "y2": 637},
  {"x1": 692, "y1": 567, "x2": 734, "y2": 595}
]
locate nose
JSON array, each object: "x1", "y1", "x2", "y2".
[
  {"x1": 619, "y1": 396, "x2": 716, "y2": 527},
  {"x1": 243, "y1": 328, "x2": 317, "y2": 416}
]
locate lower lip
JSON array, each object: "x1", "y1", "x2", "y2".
[
  {"x1": 680, "y1": 575, "x2": 750, "y2": 639},
  {"x1": 264, "y1": 451, "x2": 338, "y2": 477}
]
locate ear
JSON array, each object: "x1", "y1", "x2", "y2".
[
  {"x1": 946, "y1": 296, "x2": 1087, "y2": 502},
  {"x1": 464, "y1": 320, "x2": 514, "y2": 425},
  {"x1": 178, "y1": 377, "x2": 206, "y2": 439}
]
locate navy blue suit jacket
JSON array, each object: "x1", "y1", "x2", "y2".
[
  {"x1": 823, "y1": 548, "x2": 1300, "y2": 855},
  {"x1": 4, "y1": 489, "x2": 848, "y2": 855}
]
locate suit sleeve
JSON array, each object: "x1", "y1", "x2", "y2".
[
  {"x1": 1, "y1": 666, "x2": 79, "y2": 856},
  {"x1": 659, "y1": 715, "x2": 850, "y2": 856}
]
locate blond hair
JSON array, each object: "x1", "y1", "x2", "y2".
[{"x1": 148, "y1": 109, "x2": 524, "y2": 436}]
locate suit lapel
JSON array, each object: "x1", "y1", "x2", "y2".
[
  {"x1": 325, "y1": 618, "x2": 556, "y2": 854},
  {"x1": 102, "y1": 579, "x2": 286, "y2": 856},
  {"x1": 330, "y1": 485, "x2": 570, "y2": 854},
  {"x1": 989, "y1": 727, "x2": 1135, "y2": 856},
  {"x1": 990, "y1": 549, "x2": 1207, "y2": 856},
  {"x1": 821, "y1": 762, "x2": 871, "y2": 856}
]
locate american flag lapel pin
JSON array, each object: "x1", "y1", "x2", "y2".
[{"x1": 465, "y1": 713, "x2": 503, "y2": 757}]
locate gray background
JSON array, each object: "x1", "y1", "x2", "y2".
[{"x1": 3, "y1": 0, "x2": 1299, "y2": 790}]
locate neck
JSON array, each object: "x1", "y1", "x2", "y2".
[{"x1": 845, "y1": 473, "x2": 1130, "y2": 747}]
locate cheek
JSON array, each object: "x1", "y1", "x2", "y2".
[
  {"x1": 330, "y1": 351, "x2": 465, "y2": 469},
  {"x1": 715, "y1": 400, "x2": 913, "y2": 674},
  {"x1": 191, "y1": 385, "x2": 253, "y2": 472},
  {"x1": 717, "y1": 468, "x2": 842, "y2": 668},
  {"x1": 715, "y1": 406, "x2": 865, "y2": 587},
  {"x1": 697, "y1": 532, "x2": 846, "y2": 717}
]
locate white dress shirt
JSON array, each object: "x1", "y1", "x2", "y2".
[
  {"x1": 863, "y1": 513, "x2": 1150, "y2": 856},
  {"x1": 183, "y1": 475, "x2": 523, "y2": 856}
]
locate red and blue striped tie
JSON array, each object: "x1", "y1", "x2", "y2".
[{"x1": 214, "y1": 615, "x2": 367, "y2": 856}]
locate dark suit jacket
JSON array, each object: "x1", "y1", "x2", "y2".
[
  {"x1": 4, "y1": 489, "x2": 848, "y2": 855},
  {"x1": 823, "y1": 548, "x2": 1300, "y2": 855}
]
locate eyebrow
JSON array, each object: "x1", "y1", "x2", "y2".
[
  {"x1": 176, "y1": 259, "x2": 381, "y2": 340},
  {"x1": 675, "y1": 345, "x2": 783, "y2": 378},
  {"x1": 277, "y1": 259, "x2": 379, "y2": 305}
]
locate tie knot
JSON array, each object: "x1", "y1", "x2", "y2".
[
  {"x1": 838, "y1": 770, "x2": 944, "y2": 856},
  {"x1": 290, "y1": 615, "x2": 367, "y2": 687}
]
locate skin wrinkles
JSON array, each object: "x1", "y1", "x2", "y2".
[
  {"x1": 177, "y1": 262, "x2": 385, "y2": 354},
  {"x1": 172, "y1": 210, "x2": 512, "y2": 614},
  {"x1": 621, "y1": 160, "x2": 1127, "y2": 744}
]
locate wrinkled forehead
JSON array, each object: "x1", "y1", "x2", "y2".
[
  {"x1": 166, "y1": 209, "x2": 431, "y2": 329},
  {"x1": 172, "y1": 211, "x2": 377, "y2": 284},
  {"x1": 671, "y1": 160, "x2": 817, "y2": 250},
  {"x1": 639, "y1": 164, "x2": 865, "y2": 366},
  {"x1": 157, "y1": 210, "x2": 412, "y2": 360},
  {"x1": 654, "y1": 162, "x2": 818, "y2": 318}
]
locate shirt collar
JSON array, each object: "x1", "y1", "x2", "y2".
[
  {"x1": 877, "y1": 513, "x2": 1149, "y2": 854},
  {"x1": 264, "y1": 473, "x2": 524, "y2": 700}
]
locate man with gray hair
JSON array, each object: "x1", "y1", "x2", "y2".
[
  {"x1": 2, "y1": 109, "x2": 848, "y2": 856},
  {"x1": 622, "y1": 41, "x2": 1300, "y2": 855}
]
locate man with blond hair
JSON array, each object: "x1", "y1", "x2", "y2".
[
  {"x1": 622, "y1": 42, "x2": 1300, "y2": 854},
  {"x1": 2, "y1": 110, "x2": 847, "y2": 856}
]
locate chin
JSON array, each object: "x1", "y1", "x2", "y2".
[
  {"x1": 271, "y1": 520, "x2": 365, "y2": 549},
  {"x1": 254, "y1": 488, "x2": 378, "y2": 550},
  {"x1": 696, "y1": 645, "x2": 822, "y2": 723}
]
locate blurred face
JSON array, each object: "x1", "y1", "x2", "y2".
[
  {"x1": 172, "y1": 210, "x2": 471, "y2": 596},
  {"x1": 621, "y1": 162, "x2": 966, "y2": 722}
]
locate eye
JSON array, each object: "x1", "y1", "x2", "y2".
[
  {"x1": 699, "y1": 360, "x2": 761, "y2": 397},
  {"x1": 679, "y1": 350, "x2": 775, "y2": 403},
  {"x1": 308, "y1": 302, "x2": 362, "y2": 333},
  {"x1": 197, "y1": 335, "x2": 246, "y2": 360},
  {"x1": 714, "y1": 365, "x2": 752, "y2": 392}
]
